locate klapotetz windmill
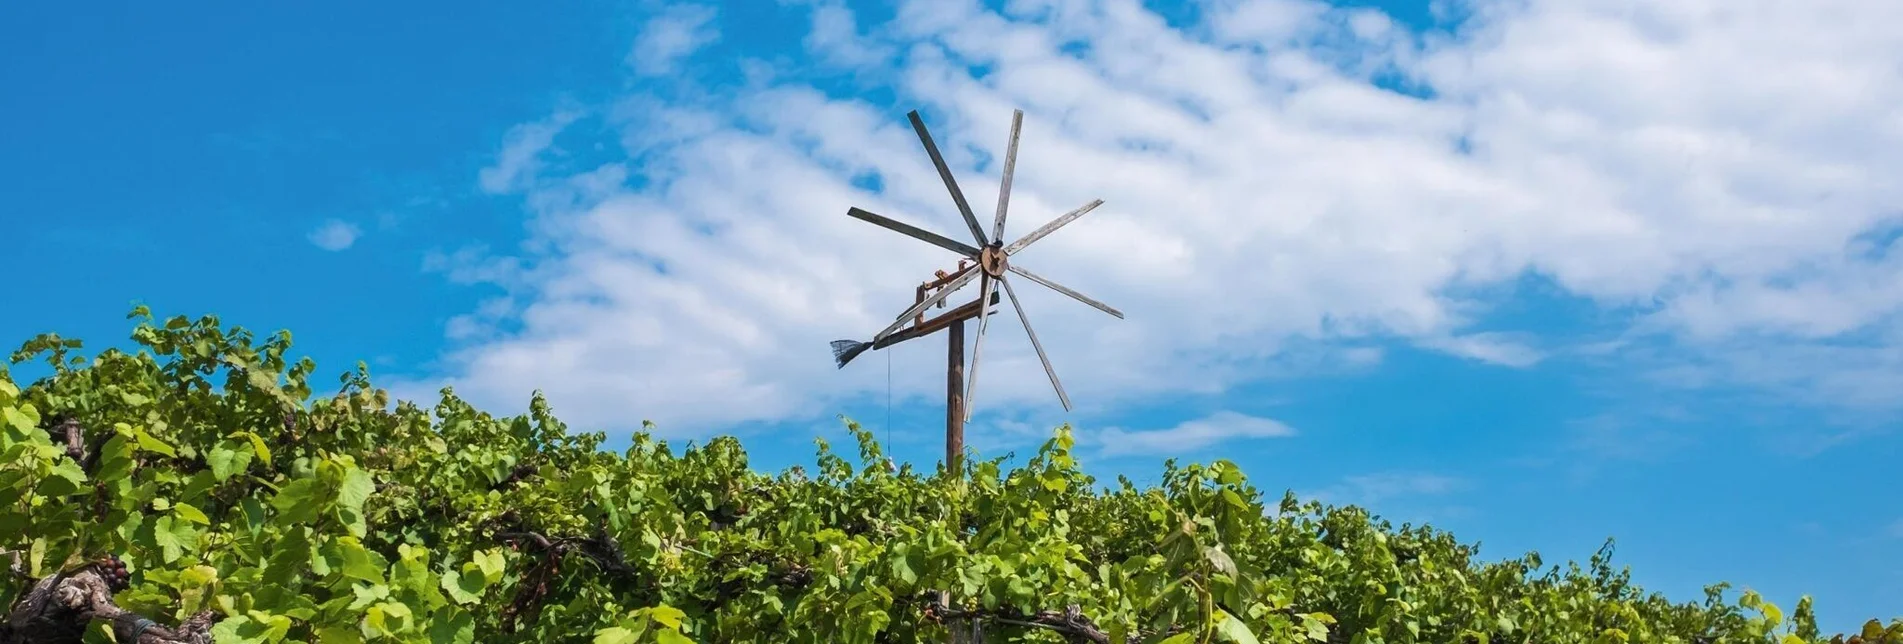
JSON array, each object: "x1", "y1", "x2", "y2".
[{"x1": 831, "y1": 108, "x2": 1125, "y2": 468}]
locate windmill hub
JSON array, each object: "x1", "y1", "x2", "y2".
[{"x1": 978, "y1": 244, "x2": 1008, "y2": 278}]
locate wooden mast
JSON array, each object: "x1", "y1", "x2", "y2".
[{"x1": 946, "y1": 318, "x2": 965, "y2": 473}]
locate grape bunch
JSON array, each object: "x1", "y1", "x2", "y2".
[{"x1": 96, "y1": 555, "x2": 130, "y2": 592}]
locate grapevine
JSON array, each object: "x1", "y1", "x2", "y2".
[{"x1": 0, "y1": 308, "x2": 1895, "y2": 643}]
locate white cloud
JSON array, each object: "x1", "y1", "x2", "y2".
[
  {"x1": 401, "y1": 0, "x2": 1903, "y2": 439},
  {"x1": 444, "y1": 297, "x2": 518, "y2": 342},
  {"x1": 799, "y1": 0, "x2": 892, "y2": 69},
  {"x1": 1091, "y1": 411, "x2": 1297, "y2": 457},
  {"x1": 629, "y1": 4, "x2": 720, "y2": 76},
  {"x1": 307, "y1": 220, "x2": 362, "y2": 251}
]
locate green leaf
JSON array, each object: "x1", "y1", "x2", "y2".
[
  {"x1": 380, "y1": 601, "x2": 412, "y2": 619},
  {"x1": 1204, "y1": 546, "x2": 1238, "y2": 577},
  {"x1": 337, "y1": 538, "x2": 384, "y2": 583},
  {"x1": 1214, "y1": 610, "x2": 1262, "y2": 644},
  {"x1": 209, "y1": 612, "x2": 289, "y2": 644},
  {"x1": 471, "y1": 549, "x2": 506, "y2": 583},
  {"x1": 1039, "y1": 470, "x2": 1068, "y2": 492},
  {"x1": 270, "y1": 478, "x2": 321, "y2": 525},
  {"x1": 441, "y1": 569, "x2": 484, "y2": 605},
  {"x1": 891, "y1": 551, "x2": 918, "y2": 586},
  {"x1": 263, "y1": 527, "x2": 313, "y2": 584},
  {"x1": 1760, "y1": 600, "x2": 1784, "y2": 627},
  {"x1": 317, "y1": 625, "x2": 364, "y2": 644},
  {"x1": 594, "y1": 627, "x2": 638, "y2": 644},
  {"x1": 212, "y1": 616, "x2": 267, "y2": 644},
  {"x1": 336, "y1": 467, "x2": 374, "y2": 513},
  {"x1": 180, "y1": 564, "x2": 218, "y2": 586},
  {"x1": 208, "y1": 442, "x2": 253, "y2": 482},
  {"x1": 40, "y1": 459, "x2": 88, "y2": 496},
  {"x1": 364, "y1": 603, "x2": 401, "y2": 637},
  {"x1": 648, "y1": 604, "x2": 687, "y2": 629},
  {"x1": 151, "y1": 514, "x2": 196, "y2": 563},
  {"x1": 94, "y1": 434, "x2": 134, "y2": 481},
  {"x1": 426, "y1": 610, "x2": 475, "y2": 644},
  {"x1": 173, "y1": 501, "x2": 211, "y2": 525},
  {"x1": 134, "y1": 428, "x2": 177, "y2": 458},
  {"x1": 655, "y1": 631, "x2": 695, "y2": 644},
  {"x1": 255, "y1": 612, "x2": 294, "y2": 640},
  {"x1": 27, "y1": 538, "x2": 46, "y2": 577},
  {"x1": 2, "y1": 407, "x2": 36, "y2": 434},
  {"x1": 1301, "y1": 614, "x2": 1335, "y2": 642},
  {"x1": 1215, "y1": 460, "x2": 1245, "y2": 485},
  {"x1": 237, "y1": 431, "x2": 273, "y2": 466}
]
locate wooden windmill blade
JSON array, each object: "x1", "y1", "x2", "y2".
[
  {"x1": 1003, "y1": 199, "x2": 1104, "y2": 255},
  {"x1": 833, "y1": 107, "x2": 1126, "y2": 467},
  {"x1": 959, "y1": 109, "x2": 1123, "y2": 417},
  {"x1": 961, "y1": 109, "x2": 1022, "y2": 423},
  {"x1": 959, "y1": 109, "x2": 1020, "y2": 422},
  {"x1": 908, "y1": 110, "x2": 991, "y2": 247},
  {"x1": 998, "y1": 275, "x2": 1071, "y2": 411},
  {"x1": 1006, "y1": 263, "x2": 1124, "y2": 319},
  {"x1": 845, "y1": 207, "x2": 981, "y2": 258}
]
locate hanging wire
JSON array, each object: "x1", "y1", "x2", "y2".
[{"x1": 885, "y1": 347, "x2": 893, "y2": 452}]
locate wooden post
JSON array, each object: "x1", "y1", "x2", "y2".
[{"x1": 946, "y1": 318, "x2": 965, "y2": 474}]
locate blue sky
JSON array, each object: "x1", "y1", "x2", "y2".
[{"x1": 3, "y1": 0, "x2": 1900, "y2": 631}]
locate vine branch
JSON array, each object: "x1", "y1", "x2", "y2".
[
  {"x1": 923, "y1": 590, "x2": 1119, "y2": 644},
  {"x1": 1, "y1": 565, "x2": 218, "y2": 644},
  {"x1": 492, "y1": 527, "x2": 639, "y2": 633}
]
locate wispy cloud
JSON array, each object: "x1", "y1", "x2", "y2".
[
  {"x1": 1093, "y1": 411, "x2": 1296, "y2": 457},
  {"x1": 1418, "y1": 333, "x2": 1544, "y2": 367},
  {"x1": 1305, "y1": 471, "x2": 1475, "y2": 527},
  {"x1": 629, "y1": 4, "x2": 720, "y2": 76},
  {"x1": 1310, "y1": 472, "x2": 1466, "y2": 508},
  {"x1": 1564, "y1": 409, "x2": 1699, "y2": 463},
  {"x1": 477, "y1": 110, "x2": 581, "y2": 195},
  {"x1": 307, "y1": 220, "x2": 362, "y2": 251}
]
